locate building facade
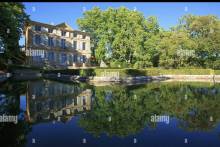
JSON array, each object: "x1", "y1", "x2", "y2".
[
  {"x1": 24, "y1": 20, "x2": 91, "y2": 69},
  {"x1": 24, "y1": 80, "x2": 92, "y2": 123}
]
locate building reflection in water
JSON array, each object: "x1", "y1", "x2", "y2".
[
  {"x1": 1, "y1": 80, "x2": 220, "y2": 146},
  {"x1": 23, "y1": 80, "x2": 92, "y2": 123}
]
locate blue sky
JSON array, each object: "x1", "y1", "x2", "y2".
[{"x1": 20, "y1": 2, "x2": 220, "y2": 45}]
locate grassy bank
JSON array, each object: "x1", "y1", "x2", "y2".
[{"x1": 43, "y1": 68, "x2": 220, "y2": 77}]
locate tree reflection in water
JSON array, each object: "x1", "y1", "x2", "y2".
[
  {"x1": 0, "y1": 80, "x2": 31, "y2": 147},
  {"x1": 1, "y1": 80, "x2": 220, "y2": 146},
  {"x1": 79, "y1": 82, "x2": 220, "y2": 138}
]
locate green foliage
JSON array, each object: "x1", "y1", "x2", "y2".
[
  {"x1": 175, "y1": 15, "x2": 220, "y2": 68},
  {"x1": 0, "y1": 3, "x2": 29, "y2": 69},
  {"x1": 77, "y1": 7, "x2": 159, "y2": 65},
  {"x1": 134, "y1": 16, "x2": 161, "y2": 68},
  {"x1": 109, "y1": 60, "x2": 132, "y2": 68},
  {"x1": 79, "y1": 68, "x2": 96, "y2": 77},
  {"x1": 78, "y1": 8, "x2": 220, "y2": 69},
  {"x1": 158, "y1": 30, "x2": 198, "y2": 68}
]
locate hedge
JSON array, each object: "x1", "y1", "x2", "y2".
[
  {"x1": 42, "y1": 68, "x2": 220, "y2": 77},
  {"x1": 158, "y1": 68, "x2": 213, "y2": 75},
  {"x1": 214, "y1": 70, "x2": 220, "y2": 75}
]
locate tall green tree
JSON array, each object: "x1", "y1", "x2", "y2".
[
  {"x1": 157, "y1": 14, "x2": 220, "y2": 69},
  {"x1": 77, "y1": 7, "x2": 159, "y2": 66},
  {"x1": 177, "y1": 15, "x2": 220, "y2": 68},
  {"x1": 78, "y1": 8, "x2": 220, "y2": 69},
  {"x1": 0, "y1": 2, "x2": 29, "y2": 69},
  {"x1": 158, "y1": 30, "x2": 197, "y2": 68},
  {"x1": 134, "y1": 16, "x2": 161, "y2": 68}
]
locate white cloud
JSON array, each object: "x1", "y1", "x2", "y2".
[
  {"x1": 184, "y1": 6, "x2": 188, "y2": 12},
  {"x1": 82, "y1": 7, "x2": 86, "y2": 12},
  {"x1": 32, "y1": 6, "x2": 36, "y2": 12},
  {"x1": 134, "y1": 7, "x2": 137, "y2": 11}
]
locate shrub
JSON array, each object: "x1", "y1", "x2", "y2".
[{"x1": 79, "y1": 69, "x2": 95, "y2": 77}]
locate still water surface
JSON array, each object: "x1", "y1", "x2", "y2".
[{"x1": 0, "y1": 79, "x2": 220, "y2": 147}]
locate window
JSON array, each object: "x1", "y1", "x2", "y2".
[
  {"x1": 83, "y1": 55, "x2": 86, "y2": 63},
  {"x1": 82, "y1": 42, "x2": 86, "y2": 50},
  {"x1": 35, "y1": 25, "x2": 41, "y2": 31},
  {"x1": 69, "y1": 55, "x2": 73, "y2": 65},
  {"x1": 78, "y1": 56, "x2": 81, "y2": 62},
  {"x1": 80, "y1": 56, "x2": 84, "y2": 63},
  {"x1": 82, "y1": 35, "x2": 86, "y2": 39},
  {"x1": 61, "y1": 53, "x2": 67, "y2": 65},
  {"x1": 61, "y1": 39, "x2": 66, "y2": 49},
  {"x1": 61, "y1": 31, "x2": 66, "y2": 36},
  {"x1": 48, "y1": 28, "x2": 53, "y2": 33},
  {"x1": 73, "y1": 32, "x2": 77, "y2": 37},
  {"x1": 83, "y1": 96, "x2": 86, "y2": 105},
  {"x1": 74, "y1": 98, "x2": 77, "y2": 106},
  {"x1": 48, "y1": 52, "x2": 54, "y2": 61},
  {"x1": 48, "y1": 37, "x2": 54, "y2": 47},
  {"x1": 44, "y1": 51, "x2": 47, "y2": 59},
  {"x1": 73, "y1": 55, "x2": 77, "y2": 62},
  {"x1": 32, "y1": 56, "x2": 42, "y2": 63},
  {"x1": 35, "y1": 35, "x2": 41, "y2": 45},
  {"x1": 56, "y1": 53, "x2": 60, "y2": 62},
  {"x1": 73, "y1": 41, "x2": 77, "y2": 49}
]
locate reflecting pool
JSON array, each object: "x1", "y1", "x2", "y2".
[{"x1": 1, "y1": 79, "x2": 220, "y2": 147}]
